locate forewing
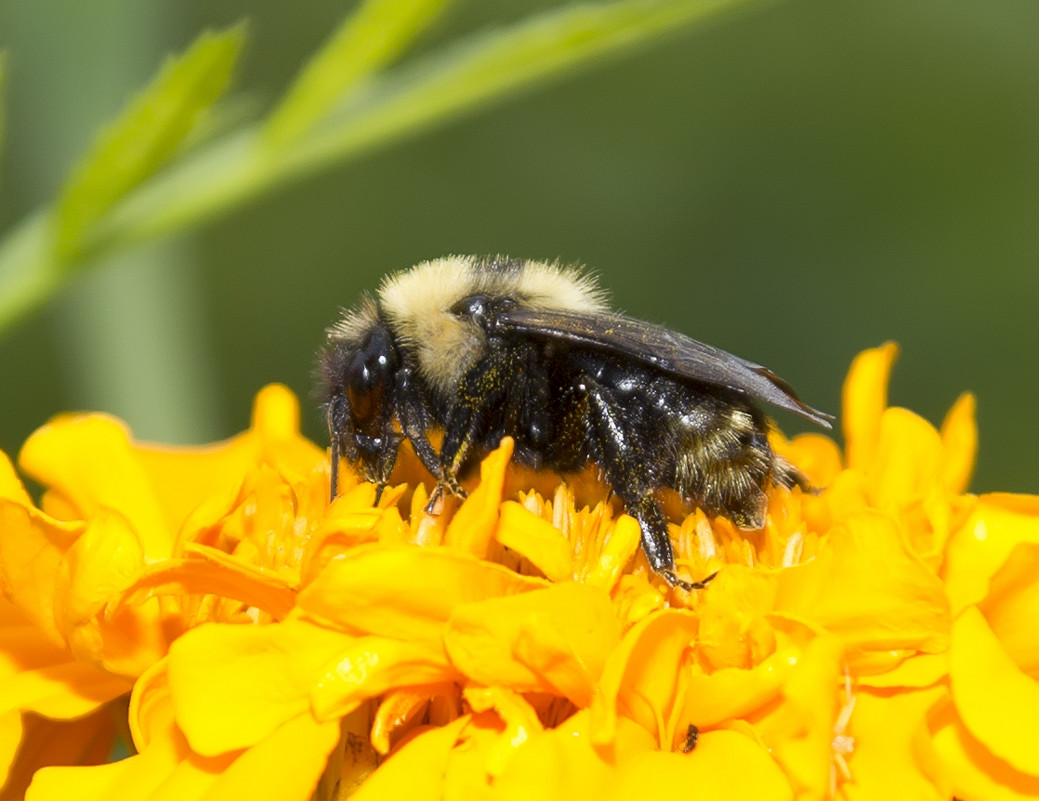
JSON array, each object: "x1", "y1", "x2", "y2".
[{"x1": 495, "y1": 307, "x2": 833, "y2": 427}]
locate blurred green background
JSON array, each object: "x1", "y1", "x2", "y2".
[{"x1": 0, "y1": 0, "x2": 1037, "y2": 493}]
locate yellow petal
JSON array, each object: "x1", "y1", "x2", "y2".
[
  {"x1": 858, "y1": 653, "x2": 947, "y2": 689},
  {"x1": 0, "y1": 658, "x2": 129, "y2": 721},
  {"x1": 929, "y1": 700, "x2": 1039, "y2": 801},
  {"x1": 977, "y1": 542, "x2": 1039, "y2": 675},
  {"x1": 950, "y1": 606, "x2": 1039, "y2": 776},
  {"x1": 246, "y1": 384, "x2": 327, "y2": 476},
  {"x1": 492, "y1": 713, "x2": 641, "y2": 801},
  {"x1": 752, "y1": 628, "x2": 843, "y2": 800},
  {"x1": 200, "y1": 712, "x2": 340, "y2": 801},
  {"x1": 940, "y1": 392, "x2": 977, "y2": 495},
  {"x1": 166, "y1": 618, "x2": 354, "y2": 756},
  {"x1": 495, "y1": 501, "x2": 572, "y2": 582},
  {"x1": 350, "y1": 715, "x2": 471, "y2": 801},
  {"x1": 444, "y1": 438, "x2": 513, "y2": 558},
  {"x1": 462, "y1": 687, "x2": 544, "y2": 778},
  {"x1": 18, "y1": 415, "x2": 172, "y2": 557},
  {"x1": 843, "y1": 342, "x2": 899, "y2": 472},
  {"x1": 371, "y1": 685, "x2": 459, "y2": 755},
  {"x1": 0, "y1": 710, "x2": 21, "y2": 794},
  {"x1": 0, "y1": 451, "x2": 31, "y2": 506},
  {"x1": 866, "y1": 408, "x2": 943, "y2": 512},
  {"x1": 775, "y1": 511, "x2": 950, "y2": 668},
  {"x1": 129, "y1": 658, "x2": 170, "y2": 751},
  {"x1": 297, "y1": 544, "x2": 547, "y2": 645},
  {"x1": 839, "y1": 685, "x2": 949, "y2": 801},
  {"x1": 584, "y1": 514, "x2": 642, "y2": 592},
  {"x1": 118, "y1": 546, "x2": 297, "y2": 622},
  {"x1": 0, "y1": 500, "x2": 81, "y2": 645},
  {"x1": 1, "y1": 705, "x2": 119, "y2": 801},
  {"x1": 612, "y1": 730, "x2": 793, "y2": 801},
  {"x1": 944, "y1": 493, "x2": 1039, "y2": 614},
  {"x1": 54, "y1": 509, "x2": 167, "y2": 675},
  {"x1": 0, "y1": 610, "x2": 129, "y2": 718},
  {"x1": 445, "y1": 582, "x2": 620, "y2": 707},
  {"x1": 592, "y1": 609, "x2": 698, "y2": 748},
  {"x1": 681, "y1": 650, "x2": 791, "y2": 729},
  {"x1": 784, "y1": 433, "x2": 844, "y2": 489},
  {"x1": 25, "y1": 696, "x2": 232, "y2": 801},
  {"x1": 311, "y1": 636, "x2": 456, "y2": 721}
]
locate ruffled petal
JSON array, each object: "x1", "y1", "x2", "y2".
[
  {"x1": 775, "y1": 510, "x2": 950, "y2": 669},
  {"x1": 199, "y1": 710, "x2": 340, "y2": 801},
  {"x1": 297, "y1": 545, "x2": 547, "y2": 644},
  {"x1": 18, "y1": 415, "x2": 172, "y2": 557},
  {"x1": 118, "y1": 547, "x2": 297, "y2": 622},
  {"x1": 0, "y1": 601, "x2": 129, "y2": 719},
  {"x1": 462, "y1": 687, "x2": 544, "y2": 778},
  {"x1": 977, "y1": 542, "x2": 1039, "y2": 675},
  {"x1": 311, "y1": 636, "x2": 456, "y2": 720},
  {"x1": 490, "y1": 711, "x2": 654, "y2": 801},
  {"x1": 350, "y1": 716, "x2": 472, "y2": 801},
  {"x1": 944, "y1": 494, "x2": 1039, "y2": 615},
  {"x1": 444, "y1": 582, "x2": 620, "y2": 707},
  {"x1": 135, "y1": 385, "x2": 325, "y2": 536},
  {"x1": 0, "y1": 706, "x2": 118, "y2": 801},
  {"x1": 0, "y1": 500, "x2": 80, "y2": 645},
  {"x1": 592, "y1": 609, "x2": 698, "y2": 749},
  {"x1": 840, "y1": 684, "x2": 949, "y2": 801},
  {"x1": 866, "y1": 407, "x2": 943, "y2": 513},
  {"x1": 166, "y1": 619, "x2": 353, "y2": 756},
  {"x1": 370, "y1": 685, "x2": 458, "y2": 755},
  {"x1": 929, "y1": 700, "x2": 1039, "y2": 801},
  {"x1": 750, "y1": 624, "x2": 844, "y2": 799},
  {"x1": 25, "y1": 697, "x2": 231, "y2": 801},
  {"x1": 610, "y1": 730, "x2": 793, "y2": 801},
  {"x1": 949, "y1": 606, "x2": 1039, "y2": 776}
]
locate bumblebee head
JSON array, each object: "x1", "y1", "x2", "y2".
[{"x1": 321, "y1": 304, "x2": 402, "y2": 497}]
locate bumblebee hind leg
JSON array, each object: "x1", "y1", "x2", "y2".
[{"x1": 576, "y1": 375, "x2": 712, "y2": 591}]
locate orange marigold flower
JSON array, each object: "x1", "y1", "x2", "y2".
[{"x1": 0, "y1": 347, "x2": 1036, "y2": 800}]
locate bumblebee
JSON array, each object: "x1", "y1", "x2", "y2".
[{"x1": 319, "y1": 256, "x2": 832, "y2": 589}]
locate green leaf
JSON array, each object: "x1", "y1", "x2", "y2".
[
  {"x1": 53, "y1": 24, "x2": 246, "y2": 260},
  {"x1": 291, "y1": 0, "x2": 769, "y2": 171},
  {"x1": 264, "y1": 0, "x2": 452, "y2": 150},
  {"x1": 0, "y1": 0, "x2": 775, "y2": 338},
  {"x1": 89, "y1": 0, "x2": 769, "y2": 252}
]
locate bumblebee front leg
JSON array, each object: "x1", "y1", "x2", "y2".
[
  {"x1": 396, "y1": 364, "x2": 441, "y2": 479},
  {"x1": 427, "y1": 345, "x2": 514, "y2": 511},
  {"x1": 579, "y1": 377, "x2": 713, "y2": 591}
]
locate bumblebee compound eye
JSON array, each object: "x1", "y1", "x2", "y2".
[
  {"x1": 322, "y1": 319, "x2": 401, "y2": 500},
  {"x1": 343, "y1": 324, "x2": 402, "y2": 490},
  {"x1": 345, "y1": 324, "x2": 397, "y2": 431}
]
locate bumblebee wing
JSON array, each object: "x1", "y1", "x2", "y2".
[{"x1": 495, "y1": 307, "x2": 833, "y2": 428}]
